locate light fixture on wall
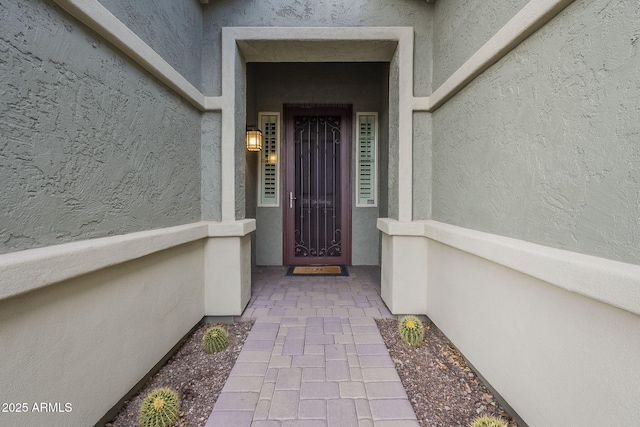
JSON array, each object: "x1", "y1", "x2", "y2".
[
  {"x1": 267, "y1": 152, "x2": 278, "y2": 165},
  {"x1": 246, "y1": 129, "x2": 263, "y2": 152}
]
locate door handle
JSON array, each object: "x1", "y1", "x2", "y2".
[{"x1": 289, "y1": 192, "x2": 296, "y2": 209}]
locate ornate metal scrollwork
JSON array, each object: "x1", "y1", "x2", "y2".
[{"x1": 293, "y1": 114, "x2": 342, "y2": 258}]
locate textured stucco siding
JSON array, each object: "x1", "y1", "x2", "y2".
[
  {"x1": 432, "y1": 0, "x2": 529, "y2": 89},
  {"x1": 201, "y1": 112, "x2": 222, "y2": 221},
  {"x1": 235, "y1": 49, "x2": 248, "y2": 220},
  {"x1": 97, "y1": 0, "x2": 203, "y2": 88},
  {"x1": 431, "y1": 0, "x2": 640, "y2": 265},
  {"x1": 0, "y1": 0, "x2": 202, "y2": 255},
  {"x1": 413, "y1": 112, "x2": 432, "y2": 220},
  {"x1": 203, "y1": 0, "x2": 432, "y2": 97},
  {"x1": 386, "y1": 53, "x2": 400, "y2": 221}
]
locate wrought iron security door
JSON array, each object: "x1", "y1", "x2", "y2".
[{"x1": 284, "y1": 105, "x2": 351, "y2": 265}]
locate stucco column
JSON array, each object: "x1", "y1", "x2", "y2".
[
  {"x1": 204, "y1": 220, "x2": 255, "y2": 316},
  {"x1": 377, "y1": 218, "x2": 428, "y2": 315},
  {"x1": 396, "y1": 29, "x2": 414, "y2": 222}
]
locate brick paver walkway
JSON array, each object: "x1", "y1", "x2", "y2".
[{"x1": 205, "y1": 266, "x2": 420, "y2": 427}]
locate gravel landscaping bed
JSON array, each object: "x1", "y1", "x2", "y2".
[
  {"x1": 106, "y1": 318, "x2": 518, "y2": 427},
  {"x1": 376, "y1": 318, "x2": 518, "y2": 427},
  {"x1": 106, "y1": 321, "x2": 253, "y2": 427}
]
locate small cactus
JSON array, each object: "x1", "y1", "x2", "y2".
[
  {"x1": 469, "y1": 415, "x2": 508, "y2": 427},
  {"x1": 138, "y1": 387, "x2": 180, "y2": 427},
  {"x1": 398, "y1": 315, "x2": 424, "y2": 347},
  {"x1": 203, "y1": 325, "x2": 229, "y2": 354}
]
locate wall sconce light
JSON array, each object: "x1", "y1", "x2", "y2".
[
  {"x1": 246, "y1": 129, "x2": 263, "y2": 152},
  {"x1": 267, "y1": 152, "x2": 278, "y2": 165}
]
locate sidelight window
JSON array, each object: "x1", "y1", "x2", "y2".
[
  {"x1": 356, "y1": 112, "x2": 378, "y2": 207},
  {"x1": 258, "y1": 112, "x2": 280, "y2": 207}
]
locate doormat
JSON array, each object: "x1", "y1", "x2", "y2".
[{"x1": 286, "y1": 265, "x2": 349, "y2": 276}]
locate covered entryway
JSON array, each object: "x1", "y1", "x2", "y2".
[
  {"x1": 226, "y1": 27, "x2": 414, "y2": 268},
  {"x1": 246, "y1": 62, "x2": 391, "y2": 266},
  {"x1": 283, "y1": 105, "x2": 352, "y2": 265}
]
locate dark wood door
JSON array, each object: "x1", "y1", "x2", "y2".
[{"x1": 283, "y1": 105, "x2": 351, "y2": 265}]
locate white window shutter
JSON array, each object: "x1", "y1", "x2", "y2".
[
  {"x1": 258, "y1": 113, "x2": 280, "y2": 207},
  {"x1": 356, "y1": 113, "x2": 378, "y2": 207}
]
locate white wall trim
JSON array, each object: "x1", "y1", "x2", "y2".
[
  {"x1": 220, "y1": 28, "x2": 238, "y2": 221},
  {"x1": 204, "y1": 96, "x2": 224, "y2": 110},
  {"x1": 226, "y1": 26, "x2": 411, "y2": 46},
  {"x1": 377, "y1": 218, "x2": 425, "y2": 236},
  {"x1": 53, "y1": 0, "x2": 576, "y2": 117},
  {"x1": 378, "y1": 219, "x2": 640, "y2": 317},
  {"x1": 221, "y1": 26, "x2": 415, "y2": 221},
  {"x1": 0, "y1": 220, "x2": 256, "y2": 302},
  {"x1": 207, "y1": 219, "x2": 256, "y2": 237},
  {"x1": 52, "y1": 0, "x2": 211, "y2": 111},
  {"x1": 414, "y1": 0, "x2": 576, "y2": 112},
  {"x1": 396, "y1": 28, "x2": 414, "y2": 221}
]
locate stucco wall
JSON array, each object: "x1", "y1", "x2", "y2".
[
  {"x1": 378, "y1": 71, "x2": 391, "y2": 223},
  {"x1": 202, "y1": 0, "x2": 432, "y2": 97},
  {"x1": 0, "y1": 0, "x2": 202, "y2": 255},
  {"x1": 386, "y1": 54, "x2": 400, "y2": 221},
  {"x1": 248, "y1": 62, "x2": 387, "y2": 265},
  {"x1": 235, "y1": 50, "x2": 248, "y2": 220},
  {"x1": 201, "y1": 112, "x2": 223, "y2": 221},
  {"x1": 426, "y1": 239, "x2": 640, "y2": 426},
  {"x1": 0, "y1": 241, "x2": 205, "y2": 427},
  {"x1": 432, "y1": 0, "x2": 529, "y2": 88},
  {"x1": 97, "y1": 0, "x2": 203, "y2": 88},
  {"x1": 431, "y1": 0, "x2": 640, "y2": 265},
  {"x1": 413, "y1": 112, "x2": 432, "y2": 220}
]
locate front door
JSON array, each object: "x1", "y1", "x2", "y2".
[{"x1": 283, "y1": 105, "x2": 351, "y2": 265}]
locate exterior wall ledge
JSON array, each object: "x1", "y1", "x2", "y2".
[
  {"x1": 207, "y1": 219, "x2": 256, "y2": 237},
  {"x1": 0, "y1": 220, "x2": 256, "y2": 302},
  {"x1": 377, "y1": 218, "x2": 426, "y2": 236},
  {"x1": 225, "y1": 26, "x2": 413, "y2": 43},
  {"x1": 415, "y1": 0, "x2": 576, "y2": 112},
  {"x1": 378, "y1": 219, "x2": 640, "y2": 317},
  {"x1": 52, "y1": 0, "x2": 207, "y2": 111}
]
